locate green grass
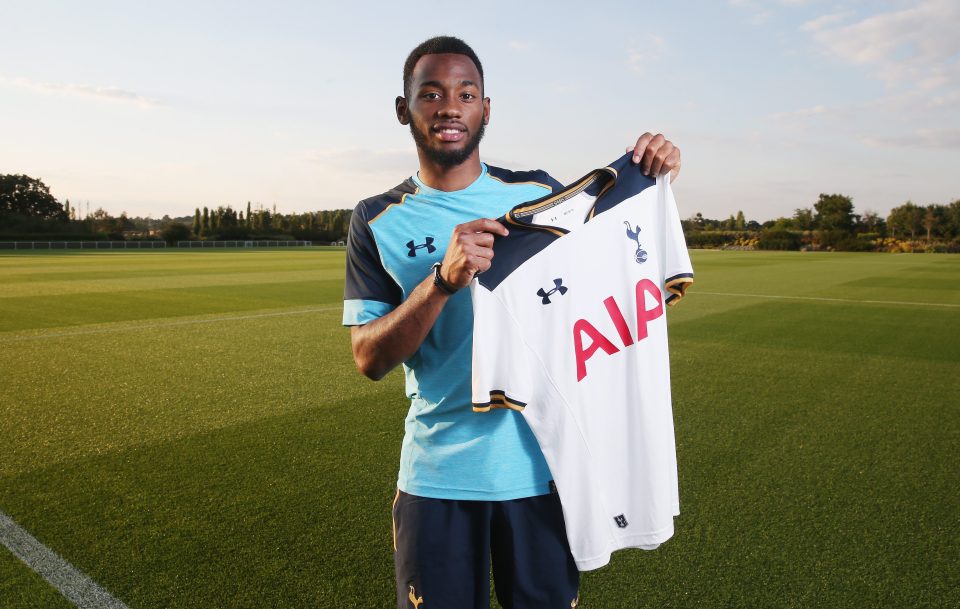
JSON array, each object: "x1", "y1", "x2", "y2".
[{"x1": 0, "y1": 250, "x2": 957, "y2": 608}]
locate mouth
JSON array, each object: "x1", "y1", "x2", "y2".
[{"x1": 432, "y1": 123, "x2": 467, "y2": 142}]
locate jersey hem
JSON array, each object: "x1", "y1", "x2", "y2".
[
  {"x1": 574, "y1": 524, "x2": 677, "y2": 571},
  {"x1": 397, "y1": 480, "x2": 551, "y2": 501}
]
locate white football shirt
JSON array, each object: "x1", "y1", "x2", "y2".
[{"x1": 470, "y1": 152, "x2": 693, "y2": 571}]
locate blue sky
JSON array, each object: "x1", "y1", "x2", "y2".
[{"x1": 1, "y1": 0, "x2": 957, "y2": 222}]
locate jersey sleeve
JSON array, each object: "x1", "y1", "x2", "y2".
[
  {"x1": 658, "y1": 176, "x2": 694, "y2": 305},
  {"x1": 470, "y1": 281, "x2": 536, "y2": 413},
  {"x1": 343, "y1": 204, "x2": 402, "y2": 326}
]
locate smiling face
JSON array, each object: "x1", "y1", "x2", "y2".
[{"x1": 397, "y1": 53, "x2": 490, "y2": 169}]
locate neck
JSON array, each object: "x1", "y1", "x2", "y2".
[{"x1": 415, "y1": 150, "x2": 483, "y2": 192}]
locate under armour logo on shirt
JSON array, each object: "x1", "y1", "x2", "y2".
[
  {"x1": 537, "y1": 278, "x2": 568, "y2": 304},
  {"x1": 406, "y1": 237, "x2": 436, "y2": 257},
  {"x1": 614, "y1": 514, "x2": 629, "y2": 528}
]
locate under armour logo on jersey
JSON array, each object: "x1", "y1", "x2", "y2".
[
  {"x1": 537, "y1": 278, "x2": 568, "y2": 304},
  {"x1": 614, "y1": 514, "x2": 629, "y2": 528},
  {"x1": 406, "y1": 237, "x2": 436, "y2": 257},
  {"x1": 624, "y1": 221, "x2": 648, "y2": 264}
]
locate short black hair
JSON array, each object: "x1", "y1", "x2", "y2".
[{"x1": 402, "y1": 36, "x2": 484, "y2": 98}]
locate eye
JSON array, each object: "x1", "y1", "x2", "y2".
[
  {"x1": 422, "y1": 92, "x2": 440, "y2": 100},
  {"x1": 461, "y1": 92, "x2": 476, "y2": 101}
]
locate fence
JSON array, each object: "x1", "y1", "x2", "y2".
[
  {"x1": 176, "y1": 240, "x2": 313, "y2": 248},
  {"x1": 0, "y1": 241, "x2": 166, "y2": 250}
]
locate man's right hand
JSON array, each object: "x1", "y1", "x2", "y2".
[{"x1": 439, "y1": 218, "x2": 509, "y2": 289}]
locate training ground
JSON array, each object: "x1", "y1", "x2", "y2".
[{"x1": 0, "y1": 248, "x2": 957, "y2": 608}]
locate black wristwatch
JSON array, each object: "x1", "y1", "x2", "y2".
[{"x1": 432, "y1": 262, "x2": 459, "y2": 295}]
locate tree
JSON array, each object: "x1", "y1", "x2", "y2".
[
  {"x1": 923, "y1": 205, "x2": 938, "y2": 242},
  {"x1": 161, "y1": 221, "x2": 191, "y2": 245},
  {"x1": 192, "y1": 208, "x2": 201, "y2": 236},
  {"x1": 888, "y1": 202, "x2": 924, "y2": 240},
  {"x1": 813, "y1": 194, "x2": 854, "y2": 232},
  {"x1": 735, "y1": 210, "x2": 746, "y2": 231},
  {"x1": 945, "y1": 200, "x2": 960, "y2": 240},
  {"x1": 201, "y1": 206, "x2": 210, "y2": 235},
  {"x1": 0, "y1": 174, "x2": 66, "y2": 221},
  {"x1": 860, "y1": 210, "x2": 884, "y2": 235},
  {"x1": 793, "y1": 208, "x2": 814, "y2": 231}
]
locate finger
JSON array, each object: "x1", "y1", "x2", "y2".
[
  {"x1": 473, "y1": 255, "x2": 493, "y2": 274},
  {"x1": 649, "y1": 141, "x2": 675, "y2": 177},
  {"x1": 460, "y1": 218, "x2": 509, "y2": 237},
  {"x1": 467, "y1": 231, "x2": 496, "y2": 249},
  {"x1": 640, "y1": 133, "x2": 666, "y2": 175},
  {"x1": 462, "y1": 243, "x2": 495, "y2": 261},
  {"x1": 631, "y1": 132, "x2": 654, "y2": 164}
]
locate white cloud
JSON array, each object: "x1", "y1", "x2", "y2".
[
  {"x1": 862, "y1": 128, "x2": 960, "y2": 150},
  {"x1": 299, "y1": 147, "x2": 417, "y2": 175},
  {"x1": 800, "y1": 11, "x2": 853, "y2": 32},
  {"x1": 806, "y1": 0, "x2": 960, "y2": 90},
  {"x1": 626, "y1": 35, "x2": 666, "y2": 75},
  {"x1": 2, "y1": 77, "x2": 163, "y2": 108}
]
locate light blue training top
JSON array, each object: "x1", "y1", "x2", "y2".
[{"x1": 342, "y1": 163, "x2": 562, "y2": 500}]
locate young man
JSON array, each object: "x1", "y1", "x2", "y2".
[{"x1": 343, "y1": 36, "x2": 681, "y2": 609}]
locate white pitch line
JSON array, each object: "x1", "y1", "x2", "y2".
[
  {"x1": 0, "y1": 510, "x2": 131, "y2": 609},
  {"x1": 693, "y1": 291, "x2": 960, "y2": 309},
  {"x1": 0, "y1": 306, "x2": 342, "y2": 343}
]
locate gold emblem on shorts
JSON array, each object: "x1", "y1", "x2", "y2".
[
  {"x1": 408, "y1": 584, "x2": 424, "y2": 608},
  {"x1": 571, "y1": 595, "x2": 579, "y2": 608}
]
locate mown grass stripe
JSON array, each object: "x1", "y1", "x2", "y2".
[
  {"x1": 693, "y1": 290, "x2": 960, "y2": 308},
  {"x1": 0, "y1": 510, "x2": 130, "y2": 609},
  {"x1": 0, "y1": 306, "x2": 342, "y2": 343}
]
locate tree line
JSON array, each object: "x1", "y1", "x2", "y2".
[
  {"x1": 0, "y1": 174, "x2": 352, "y2": 244},
  {"x1": 3, "y1": 173, "x2": 958, "y2": 252},
  {"x1": 683, "y1": 193, "x2": 960, "y2": 253}
]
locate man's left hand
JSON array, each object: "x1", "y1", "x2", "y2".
[{"x1": 626, "y1": 133, "x2": 681, "y2": 183}]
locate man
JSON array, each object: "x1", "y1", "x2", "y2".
[{"x1": 343, "y1": 36, "x2": 681, "y2": 609}]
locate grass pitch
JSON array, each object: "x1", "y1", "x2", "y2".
[{"x1": 0, "y1": 249, "x2": 957, "y2": 608}]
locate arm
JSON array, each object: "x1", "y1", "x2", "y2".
[{"x1": 350, "y1": 218, "x2": 508, "y2": 380}]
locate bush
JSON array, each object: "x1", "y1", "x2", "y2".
[
  {"x1": 757, "y1": 228, "x2": 802, "y2": 250},
  {"x1": 684, "y1": 231, "x2": 748, "y2": 249}
]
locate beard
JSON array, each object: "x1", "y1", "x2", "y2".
[{"x1": 409, "y1": 119, "x2": 486, "y2": 168}]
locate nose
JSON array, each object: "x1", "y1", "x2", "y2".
[{"x1": 437, "y1": 97, "x2": 462, "y2": 118}]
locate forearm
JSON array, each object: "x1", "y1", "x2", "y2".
[{"x1": 350, "y1": 274, "x2": 450, "y2": 380}]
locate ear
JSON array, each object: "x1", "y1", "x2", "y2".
[
  {"x1": 482, "y1": 97, "x2": 491, "y2": 125},
  {"x1": 396, "y1": 96, "x2": 409, "y2": 125}
]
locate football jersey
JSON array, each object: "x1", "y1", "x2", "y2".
[
  {"x1": 470, "y1": 152, "x2": 693, "y2": 571},
  {"x1": 343, "y1": 163, "x2": 566, "y2": 500}
]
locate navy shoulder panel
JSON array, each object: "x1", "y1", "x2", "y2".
[
  {"x1": 486, "y1": 165, "x2": 563, "y2": 192},
  {"x1": 591, "y1": 152, "x2": 655, "y2": 217},
  {"x1": 344, "y1": 179, "x2": 417, "y2": 305},
  {"x1": 355, "y1": 178, "x2": 418, "y2": 223}
]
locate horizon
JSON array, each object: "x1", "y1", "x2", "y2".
[{"x1": 2, "y1": 1, "x2": 958, "y2": 221}]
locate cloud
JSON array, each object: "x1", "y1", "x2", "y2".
[
  {"x1": 862, "y1": 128, "x2": 960, "y2": 150},
  {"x1": 2, "y1": 77, "x2": 163, "y2": 108},
  {"x1": 771, "y1": 104, "x2": 829, "y2": 120},
  {"x1": 800, "y1": 11, "x2": 854, "y2": 32},
  {"x1": 806, "y1": 0, "x2": 960, "y2": 90},
  {"x1": 626, "y1": 35, "x2": 666, "y2": 75},
  {"x1": 299, "y1": 147, "x2": 417, "y2": 175},
  {"x1": 727, "y1": 0, "x2": 774, "y2": 25}
]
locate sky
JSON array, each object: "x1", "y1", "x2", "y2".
[{"x1": 1, "y1": 0, "x2": 958, "y2": 222}]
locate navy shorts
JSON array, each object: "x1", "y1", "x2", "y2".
[{"x1": 392, "y1": 489, "x2": 580, "y2": 609}]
